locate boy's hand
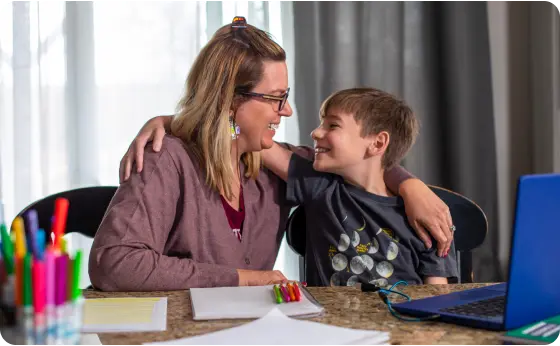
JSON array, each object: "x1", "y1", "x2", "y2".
[
  {"x1": 424, "y1": 277, "x2": 448, "y2": 284},
  {"x1": 399, "y1": 179, "x2": 454, "y2": 257},
  {"x1": 261, "y1": 142, "x2": 292, "y2": 182},
  {"x1": 119, "y1": 115, "x2": 173, "y2": 183},
  {"x1": 237, "y1": 269, "x2": 288, "y2": 286}
]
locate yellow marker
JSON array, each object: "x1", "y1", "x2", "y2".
[
  {"x1": 12, "y1": 216, "x2": 26, "y2": 308},
  {"x1": 12, "y1": 216, "x2": 27, "y2": 257},
  {"x1": 61, "y1": 238, "x2": 67, "y2": 254}
]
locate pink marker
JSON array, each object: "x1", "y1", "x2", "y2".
[
  {"x1": 45, "y1": 249, "x2": 56, "y2": 345},
  {"x1": 33, "y1": 259, "x2": 46, "y2": 344},
  {"x1": 279, "y1": 285, "x2": 291, "y2": 302}
]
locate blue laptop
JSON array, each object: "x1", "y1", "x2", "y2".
[{"x1": 393, "y1": 173, "x2": 560, "y2": 330}]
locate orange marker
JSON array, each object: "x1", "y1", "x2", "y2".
[
  {"x1": 286, "y1": 283, "x2": 296, "y2": 301},
  {"x1": 52, "y1": 198, "x2": 69, "y2": 251}
]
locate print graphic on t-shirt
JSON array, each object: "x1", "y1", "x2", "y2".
[
  {"x1": 327, "y1": 210, "x2": 401, "y2": 287},
  {"x1": 380, "y1": 228, "x2": 400, "y2": 242}
]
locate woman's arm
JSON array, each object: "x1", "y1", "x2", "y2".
[
  {"x1": 119, "y1": 118, "x2": 454, "y2": 258},
  {"x1": 120, "y1": 115, "x2": 173, "y2": 183},
  {"x1": 91, "y1": 144, "x2": 239, "y2": 291},
  {"x1": 385, "y1": 166, "x2": 454, "y2": 258}
]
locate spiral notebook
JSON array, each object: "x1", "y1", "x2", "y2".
[{"x1": 189, "y1": 285, "x2": 324, "y2": 320}]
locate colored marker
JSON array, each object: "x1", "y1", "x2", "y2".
[
  {"x1": 273, "y1": 285, "x2": 283, "y2": 304},
  {"x1": 61, "y1": 237, "x2": 67, "y2": 254},
  {"x1": 23, "y1": 254, "x2": 35, "y2": 345},
  {"x1": 25, "y1": 210, "x2": 40, "y2": 258},
  {"x1": 286, "y1": 282, "x2": 296, "y2": 301},
  {"x1": 45, "y1": 249, "x2": 56, "y2": 344},
  {"x1": 1, "y1": 223, "x2": 16, "y2": 326},
  {"x1": 13, "y1": 217, "x2": 26, "y2": 325},
  {"x1": 52, "y1": 198, "x2": 69, "y2": 251},
  {"x1": 279, "y1": 284, "x2": 291, "y2": 302},
  {"x1": 293, "y1": 282, "x2": 302, "y2": 301},
  {"x1": 70, "y1": 251, "x2": 84, "y2": 344},
  {"x1": 55, "y1": 254, "x2": 68, "y2": 345},
  {"x1": 1, "y1": 224, "x2": 14, "y2": 272},
  {"x1": 33, "y1": 258, "x2": 46, "y2": 345},
  {"x1": 64, "y1": 254, "x2": 74, "y2": 344},
  {"x1": 36, "y1": 228, "x2": 46, "y2": 261}
]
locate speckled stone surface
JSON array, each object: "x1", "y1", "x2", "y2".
[{"x1": 84, "y1": 283, "x2": 504, "y2": 345}]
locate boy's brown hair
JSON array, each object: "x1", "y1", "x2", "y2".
[{"x1": 319, "y1": 87, "x2": 419, "y2": 169}]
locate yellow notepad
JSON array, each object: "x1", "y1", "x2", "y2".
[{"x1": 82, "y1": 297, "x2": 167, "y2": 332}]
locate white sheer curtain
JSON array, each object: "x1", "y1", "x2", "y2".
[{"x1": 0, "y1": 1, "x2": 301, "y2": 285}]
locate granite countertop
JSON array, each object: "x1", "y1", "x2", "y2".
[{"x1": 85, "y1": 283, "x2": 504, "y2": 345}]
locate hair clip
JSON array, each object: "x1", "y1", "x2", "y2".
[
  {"x1": 231, "y1": 16, "x2": 250, "y2": 48},
  {"x1": 231, "y1": 16, "x2": 247, "y2": 30}
]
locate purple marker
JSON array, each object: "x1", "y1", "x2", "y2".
[
  {"x1": 25, "y1": 210, "x2": 40, "y2": 258},
  {"x1": 55, "y1": 255, "x2": 67, "y2": 345}
]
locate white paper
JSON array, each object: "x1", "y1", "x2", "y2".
[
  {"x1": 81, "y1": 297, "x2": 167, "y2": 333},
  {"x1": 80, "y1": 333, "x2": 102, "y2": 345},
  {"x1": 189, "y1": 285, "x2": 324, "y2": 320},
  {"x1": 144, "y1": 308, "x2": 390, "y2": 345}
]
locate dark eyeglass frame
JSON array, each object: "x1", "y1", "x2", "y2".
[{"x1": 237, "y1": 87, "x2": 290, "y2": 112}]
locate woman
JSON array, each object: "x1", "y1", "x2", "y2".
[{"x1": 90, "y1": 19, "x2": 453, "y2": 291}]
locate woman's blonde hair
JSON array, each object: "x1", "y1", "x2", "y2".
[{"x1": 171, "y1": 22, "x2": 285, "y2": 199}]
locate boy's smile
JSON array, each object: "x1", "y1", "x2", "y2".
[
  {"x1": 312, "y1": 110, "x2": 372, "y2": 175},
  {"x1": 314, "y1": 147, "x2": 331, "y2": 154}
]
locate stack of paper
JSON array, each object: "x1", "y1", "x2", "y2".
[
  {"x1": 0, "y1": 327, "x2": 103, "y2": 346},
  {"x1": 189, "y1": 285, "x2": 324, "y2": 320},
  {"x1": 81, "y1": 297, "x2": 167, "y2": 333},
  {"x1": 145, "y1": 308, "x2": 390, "y2": 345}
]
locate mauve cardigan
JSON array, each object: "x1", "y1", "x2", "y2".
[{"x1": 88, "y1": 135, "x2": 412, "y2": 291}]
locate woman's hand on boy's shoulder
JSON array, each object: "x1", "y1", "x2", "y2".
[
  {"x1": 399, "y1": 178, "x2": 454, "y2": 258},
  {"x1": 120, "y1": 115, "x2": 172, "y2": 183}
]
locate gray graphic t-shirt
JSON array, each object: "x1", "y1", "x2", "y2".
[{"x1": 286, "y1": 154, "x2": 458, "y2": 287}]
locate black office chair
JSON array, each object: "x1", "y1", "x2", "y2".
[
  {"x1": 285, "y1": 185, "x2": 487, "y2": 284},
  {"x1": 16, "y1": 186, "x2": 118, "y2": 240}
]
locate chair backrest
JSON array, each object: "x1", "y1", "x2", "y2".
[
  {"x1": 285, "y1": 185, "x2": 488, "y2": 283},
  {"x1": 16, "y1": 186, "x2": 118, "y2": 239}
]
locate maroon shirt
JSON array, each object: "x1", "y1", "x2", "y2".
[
  {"x1": 220, "y1": 187, "x2": 245, "y2": 242},
  {"x1": 88, "y1": 135, "x2": 413, "y2": 291}
]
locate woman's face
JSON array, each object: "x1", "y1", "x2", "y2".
[{"x1": 234, "y1": 61, "x2": 292, "y2": 152}]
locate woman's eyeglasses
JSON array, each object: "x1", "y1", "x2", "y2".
[{"x1": 238, "y1": 88, "x2": 290, "y2": 112}]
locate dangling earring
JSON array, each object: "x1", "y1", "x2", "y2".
[{"x1": 230, "y1": 117, "x2": 240, "y2": 140}]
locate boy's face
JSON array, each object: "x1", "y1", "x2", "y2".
[{"x1": 311, "y1": 109, "x2": 377, "y2": 174}]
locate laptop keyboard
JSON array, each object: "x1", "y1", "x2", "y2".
[{"x1": 439, "y1": 296, "x2": 506, "y2": 317}]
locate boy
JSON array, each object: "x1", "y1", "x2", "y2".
[{"x1": 263, "y1": 88, "x2": 458, "y2": 287}]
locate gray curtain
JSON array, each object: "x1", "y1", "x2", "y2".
[{"x1": 292, "y1": 1, "x2": 559, "y2": 282}]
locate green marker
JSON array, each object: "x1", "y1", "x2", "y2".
[
  {"x1": 273, "y1": 285, "x2": 283, "y2": 304},
  {"x1": 72, "y1": 250, "x2": 82, "y2": 301},
  {"x1": 1, "y1": 223, "x2": 16, "y2": 326},
  {"x1": 69, "y1": 250, "x2": 84, "y2": 345},
  {"x1": 0, "y1": 224, "x2": 14, "y2": 274},
  {"x1": 23, "y1": 253, "x2": 35, "y2": 344}
]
